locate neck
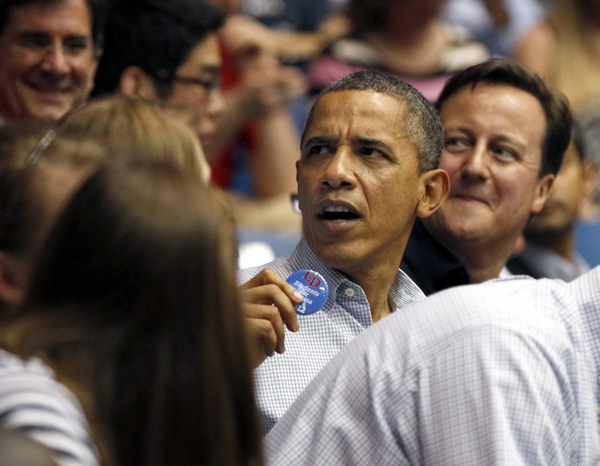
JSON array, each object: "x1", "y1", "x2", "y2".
[
  {"x1": 527, "y1": 228, "x2": 576, "y2": 263},
  {"x1": 339, "y1": 254, "x2": 403, "y2": 323},
  {"x1": 425, "y1": 225, "x2": 513, "y2": 284}
]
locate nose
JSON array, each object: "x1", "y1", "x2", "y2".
[
  {"x1": 460, "y1": 141, "x2": 490, "y2": 181},
  {"x1": 207, "y1": 88, "x2": 225, "y2": 118},
  {"x1": 320, "y1": 148, "x2": 357, "y2": 190},
  {"x1": 39, "y1": 43, "x2": 70, "y2": 76}
]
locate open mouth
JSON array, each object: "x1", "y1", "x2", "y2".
[{"x1": 319, "y1": 205, "x2": 360, "y2": 222}]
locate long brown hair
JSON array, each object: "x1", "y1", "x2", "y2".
[{"x1": 5, "y1": 162, "x2": 261, "y2": 466}]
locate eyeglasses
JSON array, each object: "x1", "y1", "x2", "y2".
[{"x1": 154, "y1": 70, "x2": 220, "y2": 94}]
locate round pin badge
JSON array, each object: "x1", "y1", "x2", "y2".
[{"x1": 286, "y1": 269, "x2": 329, "y2": 315}]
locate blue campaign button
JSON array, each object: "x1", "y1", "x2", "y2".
[{"x1": 286, "y1": 269, "x2": 329, "y2": 315}]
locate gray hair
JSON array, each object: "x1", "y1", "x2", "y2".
[{"x1": 302, "y1": 71, "x2": 443, "y2": 172}]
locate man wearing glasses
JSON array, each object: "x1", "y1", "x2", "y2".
[
  {"x1": 0, "y1": 0, "x2": 106, "y2": 123},
  {"x1": 92, "y1": 0, "x2": 226, "y2": 149}
]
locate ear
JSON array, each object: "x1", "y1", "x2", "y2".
[
  {"x1": 582, "y1": 160, "x2": 597, "y2": 203},
  {"x1": 0, "y1": 252, "x2": 27, "y2": 308},
  {"x1": 119, "y1": 66, "x2": 160, "y2": 99},
  {"x1": 416, "y1": 169, "x2": 450, "y2": 218},
  {"x1": 530, "y1": 173, "x2": 555, "y2": 214}
]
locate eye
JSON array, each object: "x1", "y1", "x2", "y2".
[
  {"x1": 63, "y1": 37, "x2": 90, "y2": 54},
  {"x1": 444, "y1": 137, "x2": 469, "y2": 151},
  {"x1": 306, "y1": 145, "x2": 331, "y2": 156},
  {"x1": 19, "y1": 35, "x2": 50, "y2": 49},
  {"x1": 491, "y1": 146, "x2": 518, "y2": 161},
  {"x1": 358, "y1": 147, "x2": 385, "y2": 158}
]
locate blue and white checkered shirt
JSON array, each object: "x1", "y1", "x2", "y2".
[
  {"x1": 238, "y1": 238, "x2": 425, "y2": 433},
  {"x1": 265, "y1": 270, "x2": 600, "y2": 465}
]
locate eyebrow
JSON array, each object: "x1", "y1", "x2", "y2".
[
  {"x1": 19, "y1": 31, "x2": 90, "y2": 40},
  {"x1": 355, "y1": 137, "x2": 394, "y2": 154},
  {"x1": 303, "y1": 136, "x2": 336, "y2": 150}
]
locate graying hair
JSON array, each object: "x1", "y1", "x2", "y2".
[{"x1": 301, "y1": 71, "x2": 443, "y2": 172}]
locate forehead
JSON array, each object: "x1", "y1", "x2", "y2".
[
  {"x1": 305, "y1": 90, "x2": 408, "y2": 142},
  {"x1": 440, "y1": 83, "x2": 546, "y2": 149},
  {"x1": 4, "y1": 0, "x2": 92, "y2": 37}
]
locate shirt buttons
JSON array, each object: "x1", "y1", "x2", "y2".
[{"x1": 345, "y1": 287, "x2": 355, "y2": 297}]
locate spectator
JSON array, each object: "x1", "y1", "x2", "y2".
[
  {"x1": 401, "y1": 59, "x2": 570, "y2": 294},
  {"x1": 265, "y1": 268, "x2": 600, "y2": 464},
  {"x1": 508, "y1": 123, "x2": 597, "y2": 280},
  {"x1": 308, "y1": 0, "x2": 489, "y2": 101},
  {"x1": 0, "y1": 0, "x2": 106, "y2": 122},
  {"x1": 5, "y1": 162, "x2": 262, "y2": 466},
  {"x1": 516, "y1": 0, "x2": 600, "y2": 114},
  {"x1": 238, "y1": 71, "x2": 449, "y2": 431},
  {"x1": 0, "y1": 98, "x2": 214, "y2": 464}
]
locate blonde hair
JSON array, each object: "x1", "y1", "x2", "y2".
[{"x1": 60, "y1": 96, "x2": 210, "y2": 182}]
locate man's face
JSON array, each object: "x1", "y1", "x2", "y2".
[
  {"x1": 425, "y1": 83, "x2": 552, "y2": 248},
  {"x1": 298, "y1": 90, "x2": 426, "y2": 277},
  {"x1": 0, "y1": 0, "x2": 98, "y2": 122},
  {"x1": 164, "y1": 33, "x2": 224, "y2": 148},
  {"x1": 526, "y1": 143, "x2": 587, "y2": 238}
]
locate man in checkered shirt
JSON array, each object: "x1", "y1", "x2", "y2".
[
  {"x1": 239, "y1": 70, "x2": 450, "y2": 432},
  {"x1": 265, "y1": 270, "x2": 600, "y2": 464}
]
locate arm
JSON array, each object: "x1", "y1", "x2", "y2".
[
  {"x1": 204, "y1": 49, "x2": 306, "y2": 198},
  {"x1": 222, "y1": 14, "x2": 350, "y2": 62}
]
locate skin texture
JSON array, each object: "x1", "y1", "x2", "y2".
[
  {"x1": 0, "y1": 0, "x2": 98, "y2": 121},
  {"x1": 298, "y1": 90, "x2": 431, "y2": 282},
  {"x1": 163, "y1": 34, "x2": 225, "y2": 148},
  {"x1": 424, "y1": 83, "x2": 555, "y2": 282}
]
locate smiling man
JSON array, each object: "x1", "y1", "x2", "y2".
[
  {"x1": 239, "y1": 71, "x2": 449, "y2": 431},
  {"x1": 0, "y1": 0, "x2": 105, "y2": 122},
  {"x1": 401, "y1": 59, "x2": 572, "y2": 294}
]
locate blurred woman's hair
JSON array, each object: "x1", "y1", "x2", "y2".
[
  {"x1": 0, "y1": 123, "x2": 105, "y2": 263},
  {"x1": 60, "y1": 96, "x2": 211, "y2": 183},
  {"x1": 4, "y1": 162, "x2": 261, "y2": 466},
  {"x1": 0, "y1": 96, "x2": 211, "y2": 311}
]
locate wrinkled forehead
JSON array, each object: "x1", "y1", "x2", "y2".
[{"x1": 302, "y1": 90, "x2": 408, "y2": 146}]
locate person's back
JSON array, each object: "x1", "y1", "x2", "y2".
[{"x1": 265, "y1": 271, "x2": 600, "y2": 464}]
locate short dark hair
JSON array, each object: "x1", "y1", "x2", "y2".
[
  {"x1": 0, "y1": 0, "x2": 108, "y2": 50},
  {"x1": 436, "y1": 59, "x2": 572, "y2": 177},
  {"x1": 93, "y1": 0, "x2": 225, "y2": 98},
  {"x1": 301, "y1": 71, "x2": 444, "y2": 172}
]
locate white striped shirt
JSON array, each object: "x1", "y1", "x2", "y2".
[{"x1": 0, "y1": 349, "x2": 99, "y2": 466}]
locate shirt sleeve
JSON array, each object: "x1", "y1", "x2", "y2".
[{"x1": 0, "y1": 361, "x2": 99, "y2": 466}]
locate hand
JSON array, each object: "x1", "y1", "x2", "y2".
[{"x1": 240, "y1": 268, "x2": 304, "y2": 368}]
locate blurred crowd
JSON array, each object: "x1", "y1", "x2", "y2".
[{"x1": 1, "y1": 0, "x2": 600, "y2": 465}]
